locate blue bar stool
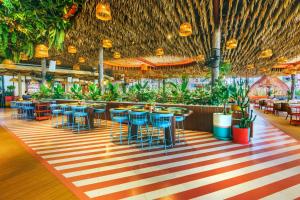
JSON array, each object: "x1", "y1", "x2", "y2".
[
  {"x1": 167, "y1": 107, "x2": 186, "y2": 143},
  {"x1": 10, "y1": 101, "x2": 18, "y2": 119},
  {"x1": 94, "y1": 105, "x2": 107, "y2": 128},
  {"x1": 128, "y1": 111, "x2": 149, "y2": 148},
  {"x1": 72, "y1": 106, "x2": 90, "y2": 133},
  {"x1": 22, "y1": 102, "x2": 35, "y2": 120},
  {"x1": 109, "y1": 108, "x2": 128, "y2": 144},
  {"x1": 50, "y1": 104, "x2": 62, "y2": 128},
  {"x1": 15, "y1": 102, "x2": 23, "y2": 119},
  {"x1": 149, "y1": 113, "x2": 174, "y2": 151},
  {"x1": 61, "y1": 105, "x2": 73, "y2": 128}
]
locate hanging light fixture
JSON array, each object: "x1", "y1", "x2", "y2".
[
  {"x1": 226, "y1": 39, "x2": 238, "y2": 49},
  {"x1": 2, "y1": 59, "x2": 16, "y2": 69},
  {"x1": 113, "y1": 52, "x2": 121, "y2": 59},
  {"x1": 102, "y1": 39, "x2": 112, "y2": 48},
  {"x1": 179, "y1": 22, "x2": 192, "y2": 37},
  {"x1": 277, "y1": 56, "x2": 288, "y2": 63},
  {"x1": 259, "y1": 49, "x2": 273, "y2": 58},
  {"x1": 56, "y1": 60, "x2": 62, "y2": 65},
  {"x1": 246, "y1": 64, "x2": 255, "y2": 70},
  {"x1": 68, "y1": 45, "x2": 77, "y2": 54},
  {"x1": 194, "y1": 54, "x2": 205, "y2": 62},
  {"x1": 155, "y1": 48, "x2": 164, "y2": 56},
  {"x1": 20, "y1": 52, "x2": 29, "y2": 61},
  {"x1": 73, "y1": 64, "x2": 80, "y2": 70},
  {"x1": 96, "y1": 2, "x2": 112, "y2": 21},
  {"x1": 35, "y1": 44, "x2": 49, "y2": 58},
  {"x1": 78, "y1": 56, "x2": 86, "y2": 63}
]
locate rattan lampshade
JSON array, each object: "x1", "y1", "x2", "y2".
[
  {"x1": 35, "y1": 44, "x2": 49, "y2": 58},
  {"x1": 179, "y1": 22, "x2": 192, "y2": 37},
  {"x1": 226, "y1": 39, "x2": 238, "y2": 49},
  {"x1": 73, "y1": 63, "x2": 80, "y2": 70},
  {"x1": 96, "y1": 3, "x2": 112, "y2": 21},
  {"x1": 78, "y1": 56, "x2": 86, "y2": 63},
  {"x1": 56, "y1": 60, "x2": 62, "y2": 65},
  {"x1": 102, "y1": 39, "x2": 112, "y2": 48},
  {"x1": 68, "y1": 45, "x2": 77, "y2": 54},
  {"x1": 20, "y1": 52, "x2": 29, "y2": 61},
  {"x1": 259, "y1": 49, "x2": 273, "y2": 58},
  {"x1": 155, "y1": 48, "x2": 164, "y2": 56},
  {"x1": 113, "y1": 52, "x2": 121, "y2": 59}
]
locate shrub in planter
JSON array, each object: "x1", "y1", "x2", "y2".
[
  {"x1": 212, "y1": 80, "x2": 232, "y2": 140},
  {"x1": 231, "y1": 80, "x2": 257, "y2": 144}
]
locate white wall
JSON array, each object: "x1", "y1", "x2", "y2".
[{"x1": 4, "y1": 75, "x2": 26, "y2": 96}]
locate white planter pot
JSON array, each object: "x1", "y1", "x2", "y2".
[{"x1": 213, "y1": 113, "x2": 232, "y2": 128}]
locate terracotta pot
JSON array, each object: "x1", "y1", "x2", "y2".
[{"x1": 232, "y1": 125, "x2": 250, "y2": 144}]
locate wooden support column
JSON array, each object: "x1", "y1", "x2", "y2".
[
  {"x1": 17, "y1": 73, "x2": 22, "y2": 99},
  {"x1": 291, "y1": 74, "x2": 296, "y2": 99},
  {"x1": 98, "y1": 47, "x2": 104, "y2": 93},
  {"x1": 211, "y1": 0, "x2": 221, "y2": 85},
  {"x1": 41, "y1": 58, "x2": 47, "y2": 84}
]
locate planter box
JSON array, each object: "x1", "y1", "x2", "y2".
[
  {"x1": 213, "y1": 113, "x2": 232, "y2": 140},
  {"x1": 232, "y1": 125, "x2": 250, "y2": 144}
]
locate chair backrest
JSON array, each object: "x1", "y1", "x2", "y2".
[
  {"x1": 10, "y1": 101, "x2": 17, "y2": 108},
  {"x1": 128, "y1": 111, "x2": 148, "y2": 122},
  {"x1": 60, "y1": 105, "x2": 70, "y2": 112},
  {"x1": 150, "y1": 113, "x2": 173, "y2": 126},
  {"x1": 50, "y1": 104, "x2": 60, "y2": 110},
  {"x1": 72, "y1": 106, "x2": 87, "y2": 113},
  {"x1": 22, "y1": 101, "x2": 33, "y2": 108},
  {"x1": 109, "y1": 108, "x2": 128, "y2": 118}
]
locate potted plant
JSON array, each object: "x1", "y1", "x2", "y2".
[
  {"x1": 212, "y1": 80, "x2": 232, "y2": 140},
  {"x1": 52, "y1": 83, "x2": 65, "y2": 99},
  {"x1": 87, "y1": 83, "x2": 101, "y2": 101},
  {"x1": 231, "y1": 80, "x2": 257, "y2": 144},
  {"x1": 70, "y1": 84, "x2": 83, "y2": 100},
  {"x1": 5, "y1": 85, "x2": 16, "y2": 106}
]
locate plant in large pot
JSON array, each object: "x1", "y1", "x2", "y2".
[
  {"x1": 212, "y1": 80, "x2": 232, "y2": 140},
  {"x1": 32, "y1": 84, "x2": 52, "y2": 100},
  {"x1": 70, "y1": 84, "x2": 83, "y2": 100},
  {"x1": 231, "y1": 80, "x2": 257, "y2": 144},
  {"x1": 5, "y1": 85, "x2": 16, "y2": 106}
]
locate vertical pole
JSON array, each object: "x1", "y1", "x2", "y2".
[
  {"x1": 211, "y1": 0, "x2": 221, "y2": 85},
  {"x1": 41, "y1": 58, "x2": 47, "y2": 84},
  {"x1": 291, "y1": 74, "x2": 296, "y2": 99},
  {"x1": 98, "y1": 47, "x2": 104, "y2": 93},
  {"x1": 18, "y1": 73, "x2": 22, "y2": 99}
]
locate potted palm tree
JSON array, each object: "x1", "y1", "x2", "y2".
[
  {"x1": 212, "y1": 80, "x2": 232, "y2": 140},
  {"x1": 231, "y1": 80, "x2": 256, "y2": 144}
]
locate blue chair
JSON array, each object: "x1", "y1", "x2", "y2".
[
  {"x1": 94, "y1": 105, "x2": 107, "y2": 127},
  {"x1": 72, "y1": 106, "x2": 90, "y2": 133},
  {"x1": 61, "y1": 105, "x2": 73, "y2": 128},
  {"x1": 149, "y1": 113, "x2": 174, "y2": 151},
  {"x1": 128, "y1": 111, "x2": 149, "y2": 148},
  {"x1": 50, "y1": 104, "x2": 62, "y2": 128},
  {"x1": 109, "y1": 108, "x2": 128, "y2": 144},
  {"x1": 15, "y1": 102, "x2": 23, "y2": 119},
  {"x1": 10, "y1": 101, "x2": 18, "y2": 119},
  {"x1": 22, "y1": 102, "x2": 35, "y2": 120},
  {"x1": 167, "y1": 107, "x2": 186, "y2": 143}
]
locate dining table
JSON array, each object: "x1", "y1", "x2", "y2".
[{"x1": 116, "y1": 105, "x2": 193, "y2": 146}]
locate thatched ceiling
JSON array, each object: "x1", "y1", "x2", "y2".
[{"x1": 51, "y1": 0, "x2": 300, "y2": 75}]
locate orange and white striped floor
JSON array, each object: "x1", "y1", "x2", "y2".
[{"x1": 1, "y1": 111, "x2": 300, "y2": 200}]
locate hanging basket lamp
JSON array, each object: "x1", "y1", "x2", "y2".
[
  {"x1": 68, "y1": 45, "x2": 77, "y2": 54},
  {"x1": 246, "y1": 64, "x2": 255, "y2": 70},
  {"x1": 73, "y1": 64, "x2": 80, "y2": 70},
  {"x1": 102, "y1": 39, "x2": 112, "y2": 48},
  {"x1": 56, "y1": 60, "x2": 62, "y2": 65},
  {"x1": 155, "y1": 48, "x2": 164, "y2": 56},
  {"x1": 20, "y1": 52, "x2": 29, "y2": 61},
  {"x1": 2, "y1": 59, "x2": 16, "y2": 69},
  {"x1": 194, "y1": 54, "x2": 205, "y2": 62},
  {"x1": 96, "y1": 2, "x2": 112, "y2": 21},
  {"x1": 277, "y1": 56, "x2": 288, "y2": 63},
  {"x1": 35, "y1": 44, "x2": 49, "y2": 58},
  {"x1": 113, "y1": 52, "x2": 121, "y2": 59},
  {"x1": 179, "y1": 22, "x2": 192, "y2": 37},
  {"x1": 259, "y1": 49, "x2": 273, "y2": 58},
  {"x1": 78, "y1": 56, "x2": 86, "y2": 63},
  {"x1": 226, "y1": 39, "x2": 238, "y2": 49}
]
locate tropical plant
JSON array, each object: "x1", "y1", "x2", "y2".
[
  {"x1": 70, "y1": 84, "x2": 83, "y2": 100},
  {"x1": 133, "y1": 81, "x2": 156, "y2": 102},
  {"x1": 52, "y1": 83, "x2": 65, "y2": 99},
  {"x1": 5, "y1": 85, "x2": 15, "y2": 96},
  {"x1": 87, "y1": 83, "x2": 101, "y2": 100},
  {"x1": 168, "y1": 76, "x2": 190, "y2": 104},
  {"x1": 0, "y1": 0, "x2": 82, "y2": 61},
  {"x1": 103, "y1": 82, "x2": 120, "y2": 101},
  {"x1": 230, "y1": 79, "x2": 256, "y2": 128},
  {"x1": 32, "y1": 84, "x2": 52, "y2": 100}
]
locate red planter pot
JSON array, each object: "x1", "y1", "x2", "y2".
[{"x1": 232, "y1": 125, "x2": 250, "y2": 144}]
